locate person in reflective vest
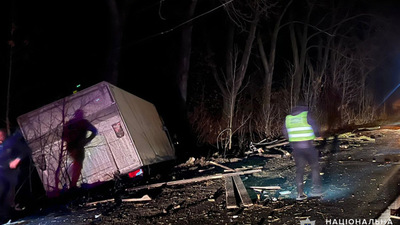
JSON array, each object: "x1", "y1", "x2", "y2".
[{"x1": 283, "y1": 103, "x2": 322, "y2": 201}]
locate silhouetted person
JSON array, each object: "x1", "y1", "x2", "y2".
[
  {"x1": 0, "y1": 129, "x2": 30, "y2": 223},
  {"x1": 321, "y1": 84, "x2": 341, "y2": 153},
  {"x1": 283, "y1": 103, "x2": 322, "y2": 201},
  {"x1": 62, "y1": 109, "x2": 97, "y2": 189}
]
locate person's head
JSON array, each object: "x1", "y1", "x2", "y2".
[
  {"x1": 73, "y1": 109, "x2": 84, "y2": 119},
  {"x1": 291, "y1": 100, "x2": 308, "y2": 114},
  {"x1": 0, "y1": 128, "x2": 7, "y2": 144}
]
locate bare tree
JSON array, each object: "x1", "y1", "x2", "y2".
[
  {"x1": 209, "y1": 0, "x2": 264, "y2": 152},
  {"x1": 288, "y1": 0, "x2": 315, "y2": 108},
  {"x1": 285, "y1": 0, "x2": 386, "y2": 132},
  {"x1": 177, "y1": 0, "x2": 198, "y2": 103},
  {"x1": 257, "y1": 0, "x2": 292, "y2": 136}
]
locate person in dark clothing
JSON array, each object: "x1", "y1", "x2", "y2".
[
  {"x1": 62, "y1": 109, "x2": 98, "y2": 188},
  {"x1": 320, "y1": 84, "x2": 342, "y2": 153},
  {"x1": 283, "y1": 104, "x2": 322, "y2": 201},
  {"x1": 0, "y1": 129, "x2": 30, "y2": 222}
]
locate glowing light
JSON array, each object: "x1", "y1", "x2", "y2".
[{"x1": 76, "y1": 84, "x2": 81, "y2": 88}]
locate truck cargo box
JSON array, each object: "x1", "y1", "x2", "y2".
[{"x1": 17, "y1": 81, "x2": 175, "y2": 196}]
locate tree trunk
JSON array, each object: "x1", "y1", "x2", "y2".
[
  {"x1": 289, "y1": 2, "x2": 313, "y2": 106},
  {"x1": 257, "y1": 0, "x2": 292, "y2": 114},
  {"x1": 177, "y1": 0, "x2": 198, "y2": 103},
  {"x1": 257, "y1": 33, "x2": 272, "y2": 113},
  {"x1": 213, "y1": 13, "x2": 259, "y2": 152}
]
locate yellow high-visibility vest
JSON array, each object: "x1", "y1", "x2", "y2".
[{"x1": 285, "y1": 111, "x2": 315, "y2": 142}]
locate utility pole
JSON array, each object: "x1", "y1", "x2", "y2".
[
  {"x1": 5, "y1": 0, "x2": 16, "y2": 135},
  {"x1": 6, "y1": 23, "x2": 15, "y2": 136}
]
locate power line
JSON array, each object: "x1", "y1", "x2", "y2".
[{"x1": 125, "y1": 0, "x2": 233, "y2": 47}]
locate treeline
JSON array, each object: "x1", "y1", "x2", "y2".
[{"x1": 179, "y1": 0, "x2": 398, "y2": 153}]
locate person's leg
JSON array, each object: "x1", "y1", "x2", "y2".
[
  {"x1": 0, "y1": 176, "x2": 12, "y2": 222},
  {"x1": 6, "y1": 174, "x2": 18, "y2": 208},
  {"x1": 292, "y1": 148, "x2": 307, "y2": 199},
  {"x1": 71, "y1": 160, "x2": 83, "y2": 188},
  {"x1": 331, "y1": 134, "x2": 339, "y2": 154},
  {"x1": 70, "y1": 148, "x2": 85, "y2": 188},
  {"x1": 306, "y1": 147, "x2": 322, "y2": 195}
]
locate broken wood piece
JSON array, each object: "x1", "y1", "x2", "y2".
[
  {"x1": 355, "y1": 126, "x2": 381, "y2": 132},
  {"x1": 225, "y1": 176, "x2": 238, "y2": 209},
  {"x1": 224, "y1": 166, "x2": 264, "y2": 173},
  {"x1": 198, "y1": 166, "x2": 215, "y2": 173},
  {"x1": 252, "y1": 188, "x2": 263, "y2": 193},
  {"x1": 390, "y1": 215, "x2": 400, "y2": 220},
  {"x1": 167, "y1": 169, "x2": 262, "y2": 186},
  {"x1": 272, "y1": 148, "x2": 291, "y2": 156},
  {"x1": 127, "y1": 182, "x2": 165, "y2": 191},
  {"x1": 264, "y1": 141, "x2": 289, "y2": 149},
  {"x1": 256, "y1": 153, "x2": 282, "y2": 158},
  {"x1": 85, "y1": 195, "x2": 151, "y2": 206},
  {"x1": 249, "y1": 186, "x2": 281, "y2": 190},
  {"x1": 121, "y1": 195, "x2": 152, "y2": 202},
  {"x1": 85, "y1": 198, "x2": 114, "y2": 206},
  {"x1": 232, "y1": 175, "x2": 253, "y2": 207},
  {"x1": 209, "y1": 161, "x2": 235, "y2": 172},
  {"x1": 126, "y1": 169, "x2": 262, "y2": 192}
]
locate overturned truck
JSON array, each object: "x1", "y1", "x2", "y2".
[{"x1": 17, "y1": 81, "x2": 175, "y2": 196}]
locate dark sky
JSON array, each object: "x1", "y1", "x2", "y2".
[
  {"x1": 0, "y1": 1, "x2": 111, "y2": 125},
  {"x1": 0, "y1": 0, "x2": 178, "y2": 129},
  {"x1": 2, "y1": 0, "x2": 400, "y2": 130}
]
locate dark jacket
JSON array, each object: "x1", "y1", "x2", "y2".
[
  {"x1": 283, "y1": 106, "x2": 319, "y2": 149},
  {"x1": 0, "y1": 130, "x2": 30, "y2": 174}
]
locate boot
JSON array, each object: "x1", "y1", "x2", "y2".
[
  {"x1": 296, "y1": 183, "x2": 307, "y2": 201},
  {"x1": 296, "y1": 192, "x2": 307, "y2": 201}
]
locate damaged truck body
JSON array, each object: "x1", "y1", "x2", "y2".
[{"x1": 17, "y1": 81, "x2": 175, "y2": 197}]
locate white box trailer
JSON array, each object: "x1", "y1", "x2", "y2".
[{"x1": 17, "y1": 81, "x2": 175, "y2": 196}]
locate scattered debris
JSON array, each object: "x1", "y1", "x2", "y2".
[
  {"x1": 224, "y1": 175, "x2": 253, "y2": 209},
  {"x1": 249, "y1": 186, "x2": 281, "y2": 190},
  {"x1": 232, "y1": 175, "x2": 253, "y2": 207},
  {"x1": 126, "y1": 169, "x2": 262, "y2": 192},
  {"x1": 225, "y1": 176, "x2": 238, "y2": 209},
  {"x1": 198, "y1": 166, "x2": 215, "y2": 173},
  {"x1": 85, "y1": 195, "x2": 152, "y2": 206},
  {"x1": 209, "y1": 161, "x2": 235, "y2": 172}
]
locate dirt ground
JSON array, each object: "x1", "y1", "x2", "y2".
[{"x1": 9, "y1": 127, "x2": 400, "y2": 225}]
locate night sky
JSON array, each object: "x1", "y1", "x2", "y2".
[
  {"x1": 0, "y1": 0, "x2": 183, "y2": 130},
  {"x1": 2, "y1": 0, "x2": 400, "y2": 131}
]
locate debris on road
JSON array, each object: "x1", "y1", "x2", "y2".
[{"x1": 85, "y1": 195, "x2": 152, "y2": 206}]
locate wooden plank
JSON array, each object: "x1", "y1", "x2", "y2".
[
  {"x1": 166, "y1": 169, "x2": 261, "y2": 186},
  {"x1": 126, "y1": 169, "x2": 262, "y2": 192},
  {"x1": 253, "y1": 153, "x2": 282, "y2": 158},
  {"x1": 391, "y1": 215, "x2": 400, "y2": 220},
  {"x1": 85, "y1": 198, "x2": 114, "y2": 206},
  {"x1": 85, "y1": 195, "x2": 152, "y2": 206},
  {"x1": 225, "y1": 176, "x2": 238, "y2": 209},
  {"x1": 224, "y1": 166, "x2": 263, "y2": 173},
  {"x1": 121, "y1": 195, "x2": 152, "y2": 202},
  {"x1": 209, "y1": 161, "x2": 235, "y2": 172},
  {"x1": 265, "y1": 141, "x2": 289, "y2": 149},
  {"x1": 249, "y1": 186, "x2": 281, "y2": 190},
  {"x1": 232, "y1": 175, "x2": 253, "y2": 207}
]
